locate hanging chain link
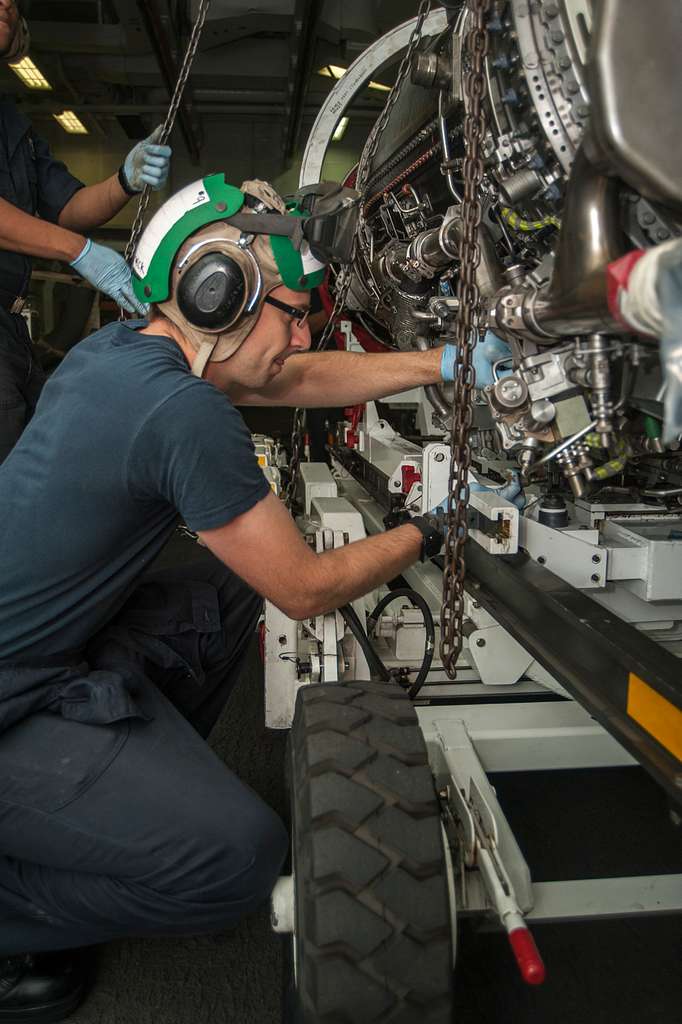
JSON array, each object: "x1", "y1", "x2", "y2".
[
  {"x1": 440, "y1": 0, "x2": 491, "y2": 679},
  {"x1": 284, "y1": 0, "x2": 433, "y2": 509},
  {"x1": 123, "y1": 0, "x2": 212, "y2": 266},
  {"x1": 284, "y1": 407, "x2": 305, "y2": 508}
]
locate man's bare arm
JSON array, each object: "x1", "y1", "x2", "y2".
[
  {"x1": 58, "y1": 174, "x2": 131, "y2": 233},
  {"x1": 198, "y1": 491, "x2": 423, "y2": 620},
  {"x1": 0, "y1": 196, "x2": 85, "y2": 262},
  {"x1": 228, "y1": 346, "x2": 444, "y2": 408}
]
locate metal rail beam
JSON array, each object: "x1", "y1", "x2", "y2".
[{"x1": 457, "y1": 546, "x2": 682, "y2": 805}]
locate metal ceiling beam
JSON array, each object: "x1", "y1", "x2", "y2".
[
  {"x1": 283, "y1": 0, "x2": 319, "y2": 162},
  {"x1": 198, "y1": 12, "x2": 292, "y2": 51},
  {"x1": 21, "y1": 103, "x2": 383, "y2": 121},
  {"x1": 29, "y1": 22, "x2": 133, "y2": 54},
  {"x1": 135, "y1": 0, "x2": 202, "y2": 163}
]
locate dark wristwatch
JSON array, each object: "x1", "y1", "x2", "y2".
[{"x1": 408, "y1": 515, "x2": 443, "y2": 562}]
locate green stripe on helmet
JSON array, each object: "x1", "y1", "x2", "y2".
[
  {"x1": 132, "y1": 174, "x2": 245, "y2": 303},
  {"x1": 269, "y1": 205, "x2": 325, "y2": 292}
]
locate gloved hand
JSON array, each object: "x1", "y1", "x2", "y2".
[
  {"x1": 470, "y1": 471, "x2": 525, "y2": 509},
  {"x1": 70, "y1": 239, "x2": 148, "y2": 315},
  {"x1": 430, "y1": 470, "x2": 526, "y2": 517},
  {"x1": 384, "y1": 470, "x2": 526, "y2": 536},
  {"x1": 121, "y1": 125, "x2": 172, "y2": 193},
  {"x1": 440, "y1": 330, "x2": 513, "y2": 389}
]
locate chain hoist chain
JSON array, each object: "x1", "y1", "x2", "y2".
[
  {"x1": 284, "y1": 407, "x2": 305, "y2": 508},
  {"x1": 285, "y1": 0, "x2": 433, "y2": 509},
  {"x1": 440, "y1": 0, "x2": 491, "y2": 679},
  {"x1": 123, "y1": 0, "x2": 212, "y2": 266},
  {"x1": 356, "y1": 0, "x2": 433, "y2": 265},
  {"x1": 356, "y1": 0, "x2": 433, "y2": 196}
]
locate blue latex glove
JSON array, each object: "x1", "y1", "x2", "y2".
[
  {"x1": 432, "y1": 471, "x2": 526, "y2": 515},
  {"x1": 440, "y1": 330, "x2": 513, "y2": 388},
  {"x1": 122, "y1": 125, "x2": 172, "y2": 192},
  {"x1": 70, "y1": 239, "x2": 148, "y2": 315},
  {"x1": 470, "y1": 472, "x2": 525, "y2": 510}
]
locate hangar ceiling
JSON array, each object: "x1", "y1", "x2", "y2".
[{"x1": 0, "y1": 0, "x2": 422, "y2": 171}]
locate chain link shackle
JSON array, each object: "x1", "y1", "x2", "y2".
[
  {"x1": 285, "y1": 0, "x2": 433, "y2": 508},
  {"x1": 439, "y1": 0, "x2": 491, "y2": 678},
  {"x1": 124, "y1": 0, "x2": 212, "y2": 265}
]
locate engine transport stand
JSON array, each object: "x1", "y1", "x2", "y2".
[{"x1": 268, "y1": 463, "x2": 682, "y2": 1022}]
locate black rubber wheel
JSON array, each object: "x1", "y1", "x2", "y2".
[{"x1": 287, "y1": 681, "x2": 454, "y2": 1023}]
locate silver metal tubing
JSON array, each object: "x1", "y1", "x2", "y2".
[
  {"x1": 524, "y1": 420, "x2": 598, "y2": 477},
  {"x1": 438, "y1": 91, "x2": 463, "y2": 203},
  {"x1": 440, "y1": 214, "x2": 504, "y2": 299},
  {"x1": 492, "y1": 146, "x2": 629, "y2": 341},
  {"x1": 529, "y1": 146, "x2": 627, "y2": 337},
  {"x1": 641, "y1": 486, "x2": 682, "y2": 498}
]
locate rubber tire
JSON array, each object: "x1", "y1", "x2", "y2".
[{"x1": 288, "y1": 681, "x2": 454, "y2": 1023}]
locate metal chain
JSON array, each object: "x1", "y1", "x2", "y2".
[
  {"x1": 123, "y1": 0, "x2": 212, "y2": 265},
  {"x1": 355, "y1": 0, "x2": 433, "y2": 264},
  {"x1": 356, "y1": 0, "x2": 433, "y2": 199},
  {"x1": 285, "y1": 0, "x2": 433, "y2": 509},
  {"x1": 440, "y1": 0, "x2": 491, "y2": 678},
  {"x1": 284, "y1": 407, "x2": 305, "y2": 508}
]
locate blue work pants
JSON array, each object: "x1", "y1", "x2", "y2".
[{"x1": 0, "y1": 559, "x2": 287, "y2": 954}]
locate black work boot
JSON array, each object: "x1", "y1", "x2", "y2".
[{"x1": 0, "y1": 950, "x2": 89, "y2": 1023}]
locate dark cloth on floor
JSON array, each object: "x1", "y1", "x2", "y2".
[
  {"x1": 0, "y1": 556, "x2": 288, "y2": 955},
  {"x1": 0, "y1": 318, "x2": 270, "y2": 730}
]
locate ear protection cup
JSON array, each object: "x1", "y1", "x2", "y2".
[{"x1": 176, "y1": 252, "x2": 247, "y2": 331}]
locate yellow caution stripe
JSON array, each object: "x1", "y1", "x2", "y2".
[{"x1": 627, "y1": 673, "x2": 682, "y2": 762}]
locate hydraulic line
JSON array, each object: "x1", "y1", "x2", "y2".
[
  {"x1": 367, "y1": 588, "x2": 435, "y2": 699},
  {"x1": 499, "y1": 206, "x2": 560, "y2": 232},
  {"x1": 339, "y1": 603, "x2": 391, "y2": 682},
  {"x1": 585, "y1": 433, "x2": 631, "y2": 480}
]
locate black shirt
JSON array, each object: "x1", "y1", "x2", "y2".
[{"x1": 0, "y1": 96, "x2": 84, "y2": 300}]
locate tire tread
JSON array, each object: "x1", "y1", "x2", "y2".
[{"x1": 290, "y1": 682, "x2": 453, "y2": 1023}]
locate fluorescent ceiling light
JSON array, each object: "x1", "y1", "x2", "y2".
[
  {"x1": 332, "y1": 116, "x2": 349, "y2": 142},
  {"x1": 318, "y1": 65, "x2": 391, "y2": 92},
  {"x1": 53, "y1": 110, "x2": 88, "y2": 134},
  {"x1": 9, "y1": 56, "x2": 52, "y2": 90}
]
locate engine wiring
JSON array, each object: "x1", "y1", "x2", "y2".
[{"x1": 499, "y1": 206, "x2": 561, "y2": 232}]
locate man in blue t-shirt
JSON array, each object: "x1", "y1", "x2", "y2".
[{"x1": 0, "y1": 175, "x2": 454, "y2": 1018}]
